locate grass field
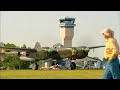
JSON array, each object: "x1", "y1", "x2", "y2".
[{"x1": 0, "y1": 69, "x2": 105, "y2": 79}]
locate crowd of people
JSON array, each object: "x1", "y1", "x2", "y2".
[{"x1": 81, "y1": 60, "x2": 104, "y2": 69}]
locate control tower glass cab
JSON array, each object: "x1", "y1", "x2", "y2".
[
  {"x1": 59, "y1": 17, "x2": 76, "y2": 28},
  {"x1": 59, "y1": 17, "x2": 76, "y2": 47}
]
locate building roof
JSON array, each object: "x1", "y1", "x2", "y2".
[{"x1": 60, "y1": 17, "x2": 75, "y2": 21}]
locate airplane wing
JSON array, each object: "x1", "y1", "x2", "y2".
[
  {"x1": 0, "y1": 47, "x2": 37, "y2": 52},
  {"x1": 88, "y1": 45, "x2": 105, "y2": 49},
  {"x1": 87, "y1": 56, "x2": 100, "y2": 60}
]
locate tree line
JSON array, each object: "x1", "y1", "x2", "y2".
[{"x1": 0, "y1": 42, "x2": 41, "y2": 49}]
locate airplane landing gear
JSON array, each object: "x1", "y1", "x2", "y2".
[{"x1": 70, "y1": 62, "x2": 76, "y2": 70}]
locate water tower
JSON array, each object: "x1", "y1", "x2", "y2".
[{"x1": 59, "y1": 16, "x2": 76, "y2": 47}]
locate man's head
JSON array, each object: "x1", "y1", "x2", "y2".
[{"x1": 101, "y1": 28, "x2": 114, "y2": 39}]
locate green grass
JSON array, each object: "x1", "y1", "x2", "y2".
[{"x1": 0, "y1": 69, "x2": 105, "y2": 79}]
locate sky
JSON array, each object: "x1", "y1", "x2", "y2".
[{"x1": 0, "y1": 11, "x2": 120, "y2": 59}]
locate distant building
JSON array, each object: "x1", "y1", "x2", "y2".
[
  {"x1": 59, "y1": 17, "x2": 76, "y2": 47},
  {"x1": 52, "y1": 43, "x2": 64, "y2": 48}
]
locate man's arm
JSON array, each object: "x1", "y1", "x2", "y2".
[{"x1": 109, "y1": 40, "x2": 119, "y2": 61}]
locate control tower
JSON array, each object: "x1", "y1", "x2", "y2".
[{"x1": 59, "y1": 17, "x2": 76, "y2": 47}]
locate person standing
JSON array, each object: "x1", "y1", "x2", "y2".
[
  {"x1": 83, "y1": 60, "x2": 88, "y2": 69},
  {"x1": 101, "y1": 28, "x2": 120, "y2": 79},
  {"x1": 99, "y1": 60, "x2": 103, "y2": 69}
]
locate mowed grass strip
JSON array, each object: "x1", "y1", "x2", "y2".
[{"x1": 0, "y1": 70, "x2": 104, "y2": 79}]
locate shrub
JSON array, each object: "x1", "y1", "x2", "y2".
[{"x1": 3, "y1": 55, "x2": 30, "y2": 69}]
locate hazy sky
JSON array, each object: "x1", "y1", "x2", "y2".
[{"x1": 0, "y1": 11, "x2": 120, "y2": 59}]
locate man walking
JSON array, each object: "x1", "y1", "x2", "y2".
[{"x1": 101, "y1": 28, "x2": 120, "y2": 79}]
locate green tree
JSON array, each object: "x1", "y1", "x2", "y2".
[
  {"x1": 3, "y1": 55, "x2": 19, "y2": 69},
  {"x1": 16, "y1": 46, "x2": 20, "y2": 48},
  {"x1": 21, "y1": 44, "x2": 27, "y2": 48},
  {"x1": 28, "y1": 47, "x2": 31, "y2": 49},
  {"x1": 5, "y1": 43, "x2": 16, "y2": 48},
  {"x1": 3, "y1": 55, "x2": 30, "y2": 69},
  {"x1": 0, "y1": 59, "x2": 3, "y2": 67}
]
